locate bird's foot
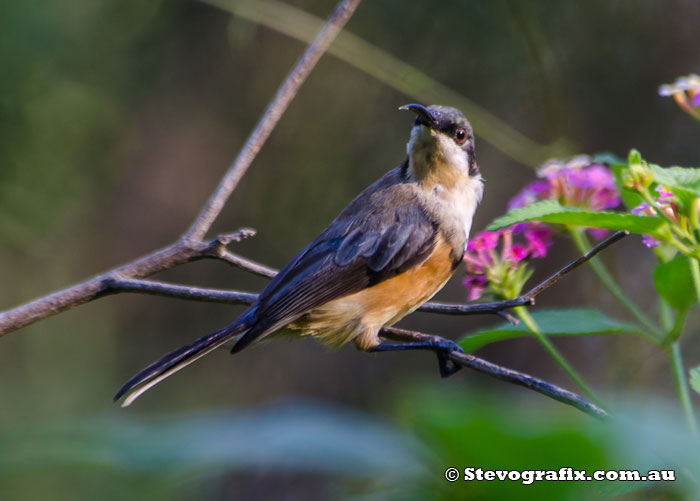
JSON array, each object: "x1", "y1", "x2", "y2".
[{"x1": 368, "y1": 336, "x2": 463, "y2": 378}]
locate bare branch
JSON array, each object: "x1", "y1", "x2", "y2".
[
  {"x1": 0, "y1": 0, "x2": 361, "y2": 337},
  {"x1": 183, "y1": 0, "x2": 364, "y2": 241},
  {"x1": 105, "y1": 277, "x2": 258, "y2": 305},
  {"x1": 382, "y1": 326, "x2": 607, "y2": 419},
  {"x1": 0, "y1": 0, "x2": 620, "y2": 418},
  {"x1": 73, "y1": 232, "x2": 630, "y2": 322},
  {"x1": 0, "y1": 231, "x2": 253, "y2": 336}
]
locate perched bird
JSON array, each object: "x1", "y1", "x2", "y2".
[{"x1": 115, "y1": 104, "x2": 484, "y2": 406}]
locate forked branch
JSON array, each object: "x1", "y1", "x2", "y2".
[
  {"x1": 0, "y1": 0, "x2": 362, "y2": 337},
  {"x1": 0, "y1": 0, "x2": 617, "y2": 418}
]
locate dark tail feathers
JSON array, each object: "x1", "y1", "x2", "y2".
[{"x1": 114, "y1": 312, "x2": 254, "y2": 406}]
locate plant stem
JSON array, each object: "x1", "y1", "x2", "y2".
[
  {"x1": 569, "y1": 228, "x2": 662, "y2": 343},
  {"x1": 668, "y1": 341, "x2": 698, "y2": 434},
  {"x1": 514, "y1": 306, "x2": 606, "y2": 408},
  {"x1": 690, "y1": 258, "x2": 700, "y2": 311}
]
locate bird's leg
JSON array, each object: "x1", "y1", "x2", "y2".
[{"x1": 373, "y1": 327, "x2": 463, "y2": 377}]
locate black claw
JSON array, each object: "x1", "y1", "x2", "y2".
[
  {"x1": 437, "y1": 351, "x2": 462, "y2": 378},
  {"x1": 368, "y1": 336, "x2": 463, "y2": 378}
]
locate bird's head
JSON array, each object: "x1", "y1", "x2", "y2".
[{"x1": 400, "y1": 104, "x2": 478, "y2": 187}]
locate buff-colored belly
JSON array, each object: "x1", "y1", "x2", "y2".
[{"x1": 287, "y1": 235, "x2": 456, "y2": 350}]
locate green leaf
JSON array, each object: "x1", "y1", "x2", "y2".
[
  {"x1": 459, "y1": 309, "x2": 640, "y2": 353},
  {"x1": 650, "y1": 164, "x2": 700, "y2": 196},
  {"x1": 487, "y1": 200, "x2": 668, "y2": 236},
  {"x1": 653, "y1": 255, "x2": 695, "y2": 311},
  {"x1": 691, "y1": 366, "x2": 700, "y2": 396}
]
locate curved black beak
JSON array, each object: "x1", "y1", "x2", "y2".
[{"x1": 399, "y1": 103, "x2": 438, "y2": 129}]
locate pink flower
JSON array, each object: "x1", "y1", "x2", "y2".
[
  {"x1": 463, "y1": 223, "x2": 552, "y2": 301},
  {"x1": 508, "y1": 181, "x2": 550, "y2": 210},
  {"x1": 523, "y1": 224, "x2": 553, "y2": 258},
  {"x1": 587, "y1": 228, "x2": 610, "y2": 240},
  {"x1": 655, "y1": 185, "x2": 675, "y2": 203},
  {"x1": 508, "y1": 157, "x2": 620, "y2": 241},
  {"x1": 632, "y1": 186, "x2": 677, "y2": 248},
  {"x1": 642, "y1": 235, "x2": 660, "y2": 248},
  {"x1": 508, "y1": 157, "x2": 620, "y2": 242},
  {"x1": 463, "y1": 275, "x2": 487, "y2": 301},
  {"x1": 506, "y1": 244, "x2": 528, "y2": 262},
  {"x1": 692, "y1": 92, "x2": 700, "y2": 108},
  {"x1": 631, "y1": 202, "x2": 651, "y2": 216}
]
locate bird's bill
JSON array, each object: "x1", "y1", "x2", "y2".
[{"x1": 399, "y1": 103, "x2": 438, "y2": 129}]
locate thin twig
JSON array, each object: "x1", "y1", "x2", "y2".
[
  {"x1": 217, "y1": 250, "x2": 278, "y2": 278},
  {"x1": 0, "y1": 0, "x2": 361, "y2": 337},
  {"x1": 418, "y1": 230, "x2": 628, "y2": 316},
  {"x1": 0, "y1": 230, "x2": 252, "y2": 335},
  {"x1": 449, "y1": 348, "x2": 608, "y2": 418},
  {"x1": 184, "y1": 0, "x2": 363, "y2": 241},
  {"x1": 105, "y1": 277, "x2": 258, "y2": 305}
]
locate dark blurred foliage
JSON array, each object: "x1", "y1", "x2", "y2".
[{"x1": 1, "y1": 0, "x2": 699, "y2": 499}]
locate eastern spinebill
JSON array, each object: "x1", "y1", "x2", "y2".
[{"x1": 115, "y1": 104, "x2": 484, "y2": 406}]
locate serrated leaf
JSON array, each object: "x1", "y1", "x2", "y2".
[
  {"x1": 459, "y1": 309, "x2": 640, "y2": 353},
  {"x1": 653, "y1": 255, "x2": 694, "y2": 312},
  {"x1": 691, "y1": 366, "x2": 700, "y2": 396},
  {"x1": 651, "y1": 164, "x2": 700, "y2": 196},
  {"x1": 487, "y1": 200, "x2": 668, "y2": 236}
]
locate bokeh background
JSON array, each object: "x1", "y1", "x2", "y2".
[{"x1": 2, "y1": 0, "x2": 700, "y2": 499}]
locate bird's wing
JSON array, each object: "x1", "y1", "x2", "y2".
[
  {"x1": 234, "y1": 178, "x2": 440, "y2": 349},
  {"x1": 114, "y1": 168, "x2": 444, "y2": 405}
]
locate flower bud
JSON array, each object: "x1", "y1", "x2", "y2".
[{"x1": 622, "y1": 162, "x2": 653, "y2": 192}]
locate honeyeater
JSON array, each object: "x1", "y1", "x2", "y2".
[{"x1": 115, "y1": 104, "x2": 484, "y2": 406}]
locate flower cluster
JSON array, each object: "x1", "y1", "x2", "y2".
[
  {"x1": 659, "y1": 74, "x2": 700, "y2": 121},
  {"x1": 463, "y1": 156, "x2": 622, "y2": 301},
  {"x1": 510, "y1": 156, "x2": 620, "y2": 211},
  {"x1": 462, "y1": 224, "x2": 553, "y2": 301},
  {"x1": 509, "y1": 156, "x2": 620, "y2": 239},
  {"x1": 631, "y1": 186, "x2": 677, "y2": 248}
]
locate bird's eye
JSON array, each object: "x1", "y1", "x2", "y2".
[{"x1": 455, "y1": 128, "x2": 467, "y2": 143}]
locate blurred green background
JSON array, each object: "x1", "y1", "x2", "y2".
[{"x1": 1, "y1": 0, "x2": 700, "y2": 499}]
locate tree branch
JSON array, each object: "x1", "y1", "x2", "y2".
[
  {"x1": 0, "y1": 0, "x2": 621, "y2": 418},
  {"x1": 0, "y1": 0, "x2": 361, "y2": 337},
  {"x1": 0, "y1": 230, "x2": 255, "y2": 335},
  {"x1": 381, "y1": 326, "x2": 607, "y2": 419},
  {"x1": 183, "y1": 0, "x2": 363, "y2": 241},
  {"x1": 103, "y1": 277, "x2": 608, "y2": 418},
  {"x1": 104, "y1": 277, "x2": 258, "y2": 305},
  {"x1": 418, "y1": 230, "x2": 628, "y2": 316},
  {"x1": 103, "y1": 231, "x2": 626, "y2": 323}
]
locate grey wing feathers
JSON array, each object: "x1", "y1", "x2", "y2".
[
  {"x1": 233, "y1": 171, "x2": 439, "y2": 350},
  {"x1": 115, "y1": 167, "x2": 440, "y2": 403}
]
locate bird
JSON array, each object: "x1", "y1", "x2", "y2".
[{"x1": 115, "y1": 104, "x2": 484, "y2": 406}]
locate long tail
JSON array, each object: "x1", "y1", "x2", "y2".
[{"x1": 114, "y1": 310, "x2": 256, "y2": 407}]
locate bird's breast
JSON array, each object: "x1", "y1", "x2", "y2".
[{"x1": 423, "y1": 175, "x2": 483, "y2": 256}]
